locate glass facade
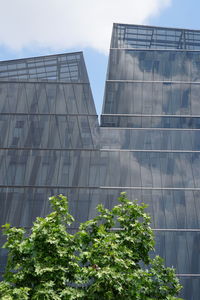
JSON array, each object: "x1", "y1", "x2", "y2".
[
  {"x1": 0, "y1": 24, "x2": 200, "y2": 299},
  {"x1": 0, "y1": 53, "x2": 88, "y2": 82},
  {"x1": 0, "y1": 52, "x2": 100, "y2": 278},
  {"x1": 111, "y1": 23, "x2": 200, "y2": 50},
  {"x1": 100, "y1": 23, "x2": 200, "y2": 299}
]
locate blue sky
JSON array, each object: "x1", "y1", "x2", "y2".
[{"x1": 0, "y1": 0, "x2": 199, "y2": 115}]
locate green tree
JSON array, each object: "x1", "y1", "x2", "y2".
[{"x1": 0, "y1": 193, "x2": 182, "y2": 299}]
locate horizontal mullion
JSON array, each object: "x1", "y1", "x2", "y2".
[
  {"x1": 101, "y1": 113, "x2": 200, "y2": 118},
  {"x1": 110, "y1": 47, "x2": 200, "y2": 52},
  {"x1": 0, "y1": 185, "x2": 99, "y2": 189},
  {"x1": 0, "y1": 80, "x2": 89, "y2": 84},
  {"x1": 106, "y1": 79, "x2": 200, "y2": 84},
  {"x1": 100, "y1": 149, "x2": 200, "y2": 153},
  {"x1": 0, "y1": 112, "x2": 97, "y2": 117},
  {"x1": 100, "y1": 186, "x2": 200, "y2": 191},
  {"x1": 153, "y1": 228, "x2": 200, "y2": 232},
  {"x1": 0, "y1": 148, "x2": 99, "y2": 151},
  {"x1": 2, "y1": 186, "x2": 200, "y2": 190},
  {"x1": 104, "y1": 227, "x2": 200, "y2": 232},
  {"x1": 176, "y1": 274, "x2": 200, "y2": 277},
  {"x1": 100, "y1": 127, "x2": 200, "y2": 131},
  {"x1": 1, "y1": 148, "x2": 198, "y2": 152}
]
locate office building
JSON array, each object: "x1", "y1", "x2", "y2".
[
  {"x1": 0, "y1": 23, "x2": 200, "y2": 298},
  {"x1": 0, "y1": 51, "x2": 100, "y2": 274},
  {"x1": 100, "y1": 23, "x2": 200, "y2": 299}
]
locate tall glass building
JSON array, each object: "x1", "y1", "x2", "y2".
[
  {"x1": 0, "y1": 24, "x2": 200, "y2": 299},
  {"x1": 101, "y1": 23, "x2": 200, "y2": 299},
  {"x1": 0, "y1": 52, "x2": 100, "y2": 276}
]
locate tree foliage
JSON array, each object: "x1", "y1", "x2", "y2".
[{"x1": 0, "y1": 193, "x2": 182, "y2": 299}]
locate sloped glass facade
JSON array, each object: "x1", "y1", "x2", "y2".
[
  {"x1": 0, "y1": 24, "x2": 200, "y2": 299},
  {"x1": 100, "y1": 23, "x2": 200, "y2": 299},
  {"x1": 0, "y1": 52, "x2": 100, "y2": 276}
]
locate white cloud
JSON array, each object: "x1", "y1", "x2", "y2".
[{"x1": 0, "y1": 0, "x2": 171, "y2": 54}]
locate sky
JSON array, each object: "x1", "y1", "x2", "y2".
[{"x1": 0, "y1": 0, "x2": 200, "y2": 115}]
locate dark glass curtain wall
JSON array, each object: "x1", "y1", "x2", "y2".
[
  {"x1": 101, "y1": 23, "x2": 200, "y2": 299},
  {"x1": 0, "y1": 24, "x2": 200, "y2": 299},
  {"x1": 0, "y1": 52, "x2": 100, "y2": 278}
]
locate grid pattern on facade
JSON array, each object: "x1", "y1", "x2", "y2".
[
  {"x1": 0, "y1": 24, "x2": 200, "y2": 299},
  {"x1": 0, "y1": 82, "x2": 96, "y2": 115},
  {"x1": 101, "y1": 23, "x2": 200, "y2": 299},
  {"x1": 101, "y1": 115, "x2": 200, "y2": 129},
  {"x1": 0, "y1": 52, "x2": 100, "y2": 279},
  {"x1": 0, "y1": 52, "x2": 88, "y2": 82},
  {"x1": 112, "y1": 23, "x2": 200, "y2": 50}
]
